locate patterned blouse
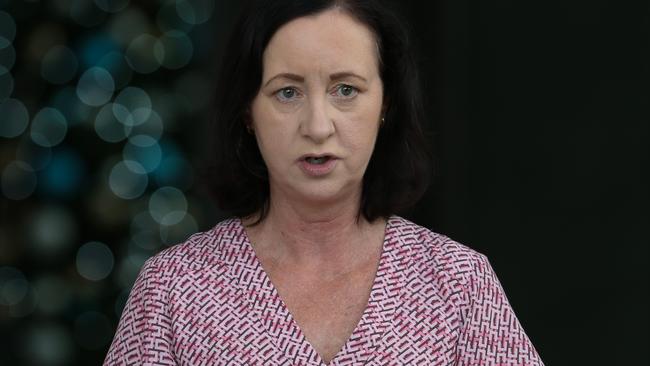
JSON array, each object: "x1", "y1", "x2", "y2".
[{"x1": 104, "y1": 215, "x2": 544, "y2": 365}]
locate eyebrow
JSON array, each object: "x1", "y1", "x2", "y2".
[
  {"x1": 263, "y1": 71, "x2": 368, "y2": 88},
  {"x1": 331, "y1": 72, "x2": 368, "y2": 83},
  {"x1": 263, "y1": 73, "x2": 304, "y2": 88}
]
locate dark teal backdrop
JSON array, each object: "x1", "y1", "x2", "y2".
[
  {"x1": 0, "y1": 0, "x2": 647, "y2": 365},
  {"x1": 404, "y1": 1, "x2": 649, "y2": 365}
]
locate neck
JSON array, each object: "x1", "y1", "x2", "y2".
[{"x1": 242, "y1": 189, "x2": 385, "y2": 267}]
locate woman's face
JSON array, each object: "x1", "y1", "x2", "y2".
[{"x1": 250, "y1": 9, "x2": 384, "y2": 207}]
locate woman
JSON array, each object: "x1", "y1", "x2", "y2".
[{"x1": 105, "y1": 0, "x2": 544, "y2": 365}]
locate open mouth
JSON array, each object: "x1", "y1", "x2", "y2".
[
  {"x1": 304, "y1": 156, "x2": 331, "y2": 165},
  {"x1": 299, "y1": 155, "x2": 338, "y2": 176}
]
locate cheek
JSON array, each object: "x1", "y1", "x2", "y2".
[
  {"x1": 255, "y1": 129, "x2": 283, "y2": 164},
  {"x1": 251, "y1": 99, "x2": 280, "y2": 161},
  {"x1": 340, "y1": 123, "x2": 379, "y2": 172},
  {"x1": 345, "y1": 110, "x2": 380, "y2": 147},
  {"x1": 253, "y1": 121, "x2": 295, "y2": 173},
  {"x1": 346, "y1": 109, "x2": 381, "y2": 168},
  {"x1": 346, "y1": 94, "x2": 382, "y2": 145}
]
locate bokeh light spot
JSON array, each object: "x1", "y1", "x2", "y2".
[
  {"x1": 41, "y1": 45, "x2": 79, "y2": 84},
  {"x1": 0, "y1": 11, "x2": 16, "y2": 43},
  {"x1": 1, "y1": 161, "x2": 37, "y2": 200},
  {"x1": 108, "y1": 160, "x2": 148, "y2": 199},
  {"x1": 125, "y1": 34, "x2": 161, "y2": 74},
  {"x1": 0, "y1": 40, "x2": 15, "y2": 71},
  {"x1": 76, "y1": 66, "x2": 115, "y2": 107},
  {"x1": 95, "y1": 103, "x2": 132, "y2": 142},
  {"x1": 128, "y1": 109, "x2": 164, "y2": 141},
  {"x1": 28, "y1": 205, "x2": 77, "y2": 258},
  {"x1": 0, "y1": 35, "x2": 9, "y2": 49},
  {"x1": 129, "y1": 134, "x2": 157, "y2": 147},
  {"x1": 123, "y1": 135, "x2": 162, "y2": 173},
  {"x1": 149, "y1": 186, "x2": 188, "y2": 225},
  {"x1": 30, "y1": 107, "x2": 68, "y2": 147},
  {"x1": 175, "y1": 0, "x2": 215, "y2": 25},
  {"x1": 21, "y1": 323, "x2": 74, "y2": 366},
  {"x1": 0, "y1": 98, "x2": 29, "y2": 138},
  {"x1": 154, "y1": 30, "x2": 193, "y2": 69},
  {"x1": 0, "y1": 267, "x2": 29, "y2": 306},
  {"x1": 73, "y1": 311, "x2": 114, "y2": 350},
  {"x1": 113, "y1": 86, "x2": 152, "y2": 126},
  {"x1": 2, "y1": 277, "x2": 30, "y2": 305},
  {"x1": 76, "y1": 241, "x2": 115, "y2": 281}
]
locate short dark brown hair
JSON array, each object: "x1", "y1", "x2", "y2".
[{"x1": 202, "y1": 0, "x2": 431, "y2": 224}]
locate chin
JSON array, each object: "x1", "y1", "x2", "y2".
[{"x1": 291, "y1": 180, "x2": 358, "y2": 204}]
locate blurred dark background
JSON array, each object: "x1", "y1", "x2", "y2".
[{"x1": 0, "y1": 0, "x2": 647, "y2": 365}]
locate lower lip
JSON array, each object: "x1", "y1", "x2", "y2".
[{"x1": 299, "y1": 158, "x2": 338, "y2": 176}]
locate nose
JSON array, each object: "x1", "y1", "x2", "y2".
[{"x1": 299, "y1": 97, "x2": 335, "y2": 143}]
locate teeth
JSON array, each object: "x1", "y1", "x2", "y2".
[{"x1": 306, "y1": 157, "x2": 328, "y2": 164}]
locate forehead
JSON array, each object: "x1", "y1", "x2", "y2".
[{"x1": 262, "y1": 9, "x2": 380, "y2": 77}]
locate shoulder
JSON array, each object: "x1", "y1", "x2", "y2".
[
  {"x1": 139, "y1": 217, "x2": 246, "y2": 278},
  {"x1": 389, "y1": 215, "x2": 492, "y2": 299},
  {"x1": 390, "y1": 215, "x2": 489, "y2": 269}
]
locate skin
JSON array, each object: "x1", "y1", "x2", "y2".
[{"x1": 243, "y1": 8, "x2": 387, "y2": 364}]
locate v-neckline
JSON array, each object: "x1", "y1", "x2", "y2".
[{"x1": 233, "y1": 215, "x2": 404, "y2": 366}]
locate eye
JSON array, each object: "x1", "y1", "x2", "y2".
[
  {"x1": 274, "y1": 87, "x2": 301, "y2": 103},
  {"x1": 333, "y1": 84, "x2": 359, "y2": 99}
]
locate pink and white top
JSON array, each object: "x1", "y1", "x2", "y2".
[{"x1": 105, "y1": 215, "x2": 544, "y2": 365}]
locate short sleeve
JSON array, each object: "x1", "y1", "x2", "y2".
[
  {"x1": 455, "y1": 254, "x2": 544, "y2": 366},
  {"x1": 104, "y1": 258, "x2": 177, "y2": 366}
]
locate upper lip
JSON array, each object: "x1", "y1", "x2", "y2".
[{"x1": 299, "y1": 153, "x2": 339, "y2": 160}]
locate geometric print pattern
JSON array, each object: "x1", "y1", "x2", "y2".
[{"x1": 104, "y1": 215, "x2": 544, "y2": 365}]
